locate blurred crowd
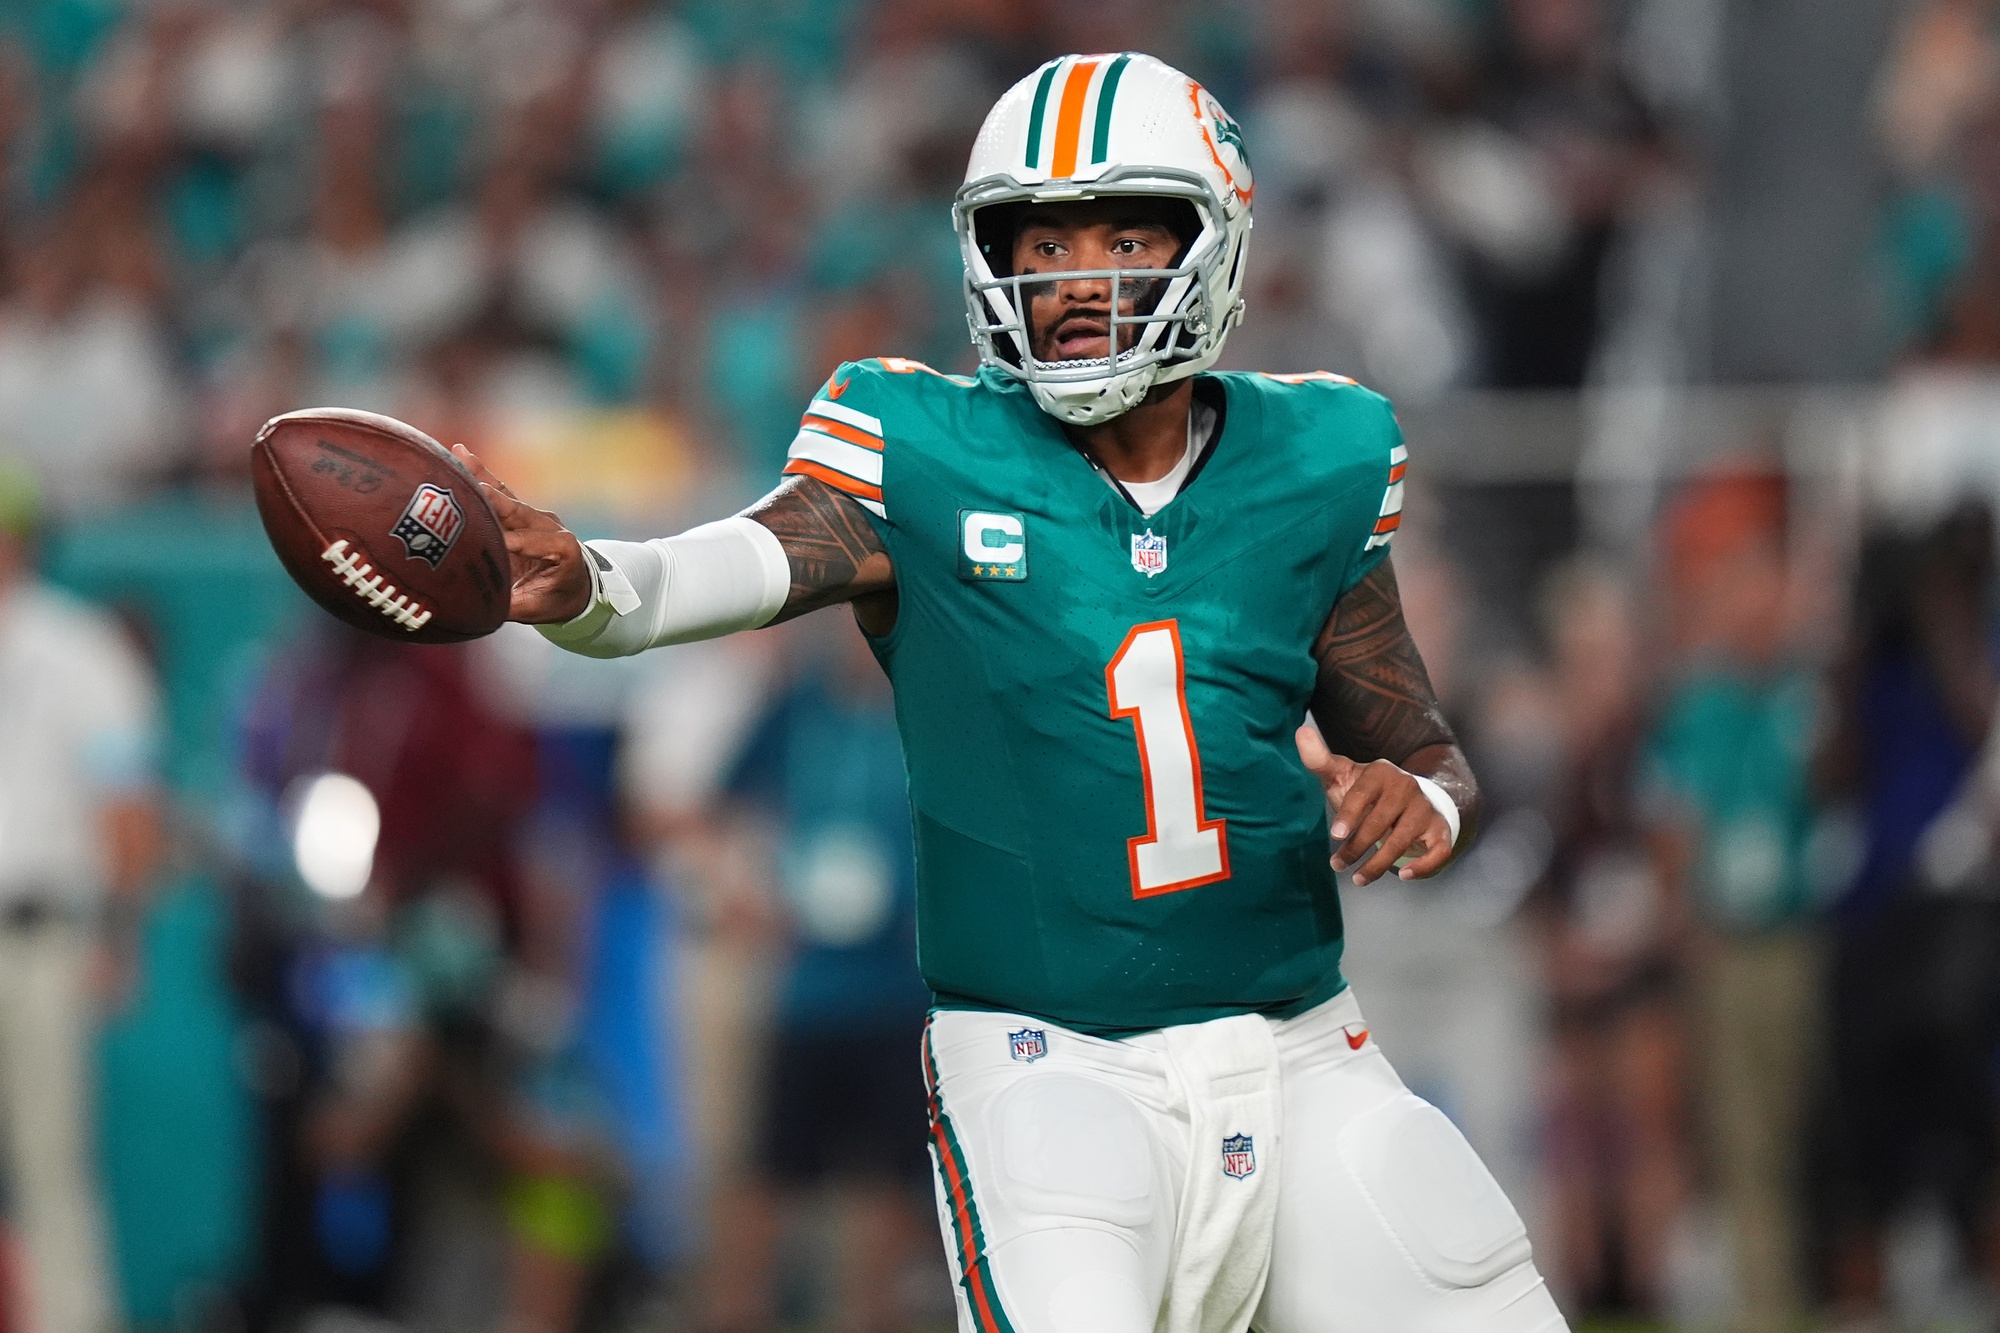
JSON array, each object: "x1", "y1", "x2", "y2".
[{"x1": 2, "y1": 0, "x2": 2000, "y2": 1332}]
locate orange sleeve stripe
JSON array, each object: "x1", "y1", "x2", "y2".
[
  {"x1": 1388, "y1": 462, "x2": 1406, "y2": 483},
  {"x1": 1049, "y1": 59, "x2": 1100, "y2": 178},
  {"x1": 784, "y1": 458, "x2": 884, "y2": 503},
  {"x1": 1373, "y1": 512, "x2": 1403, "y2": 535},
  {"x1": 800, "y1": 415, "x2": 883, "y2": 451}
]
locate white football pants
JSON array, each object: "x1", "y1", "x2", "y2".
[{"x1": 922, "y1": 988, "x2": 1569, "y2": 1333}]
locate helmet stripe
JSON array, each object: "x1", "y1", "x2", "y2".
[
  {"x1": 1049, "y1": 58, "x2": 1101, "y2": 178},
  {"x1": 1023, "y1": 60, "x2": 1062, "y2": 170},
  {"x1": 1089, "y1": 53, "x2": 1131, "y2": 164}
]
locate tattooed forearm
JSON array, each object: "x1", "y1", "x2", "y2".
[
  {"x1": 1309, "y1": 559, "x2": 1477, "y2": 822},
  {"x1": 741, "y1": 474, "x2": 896, "y2": 623}
]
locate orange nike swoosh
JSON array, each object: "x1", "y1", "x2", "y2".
[
  {"x1": 1344, "y1": 1027, "x2": 1369, "y2": 1050},
  {"x1": 827, "y1": 374, "x2": 852, "y2": 399}
]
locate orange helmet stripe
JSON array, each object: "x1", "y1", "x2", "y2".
[{"x1": 1049, "y1": 59, "x2": 1100, "y2": 179}]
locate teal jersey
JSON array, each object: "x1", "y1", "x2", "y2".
[{"x1": 781, "y1": 360, "x2": 1407, "y2": 1035}]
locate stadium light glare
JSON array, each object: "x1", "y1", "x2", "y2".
[{"x1": 291, "y1": 773, "x2": 380, "y2": 900}]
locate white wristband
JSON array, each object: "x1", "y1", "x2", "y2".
[{"x1": 1412, "y1": 774, "x2": 1462, "y2": 850}]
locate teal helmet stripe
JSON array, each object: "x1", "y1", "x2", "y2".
[
  {"x1": 1089, "y1": 53, "x2": 1132, "y2": 164},
  {"x1": 1023, "y1": 59, "x2": 1062, "y2": 170}
]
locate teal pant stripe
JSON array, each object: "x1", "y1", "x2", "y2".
[{"x1": 923, "y1": 1025, "x2": 1016, "y2": 1332}]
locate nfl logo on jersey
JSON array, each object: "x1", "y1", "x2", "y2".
[
  {"x1": 1131, "y1": 529, "x2": 1168, "y2": 577},
  {"x1": 1008, "y1": 1028, "x2": 1047, "y2": 1063},
  {"x1": 1221, "y1": 1133, "x2": 1256, "y2": 1179},
  {"x1": 391, "y1": 483, "x2": 465, "y2": 567}
]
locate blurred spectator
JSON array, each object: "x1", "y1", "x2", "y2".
[
  {"x1": 0, "y1": 206, "x2": 181, "y2": 514},
  {"x1": 700, "y1": 623, "x2": 941, "y2": 1333},
  {"x1": 1642, "y1": 467, "x2": 1824, "y2": 1333},
  {"x1": 1447, "y1": 0, "x2": 1650, "y2": 388},
  {"x1": 1875, "y1": 0, "x2": 2000, "y2": 361},
  {"x1": 1815, "y1": 500, "x2": 2000, "y2": 1325},
  {"x1": 618, "y1": 635, "x2": 783, "y2": 1318},
  {"x1": 39, "y1": 348, "x2": 304, "y2": 1326},
  {"x1": 234, "y1": 625, "x2": 542, "y2": 1332},
  {"x1": 0, "y1": 461, "x2": 163, "y2": 1333},
  {"x1": 1532, "y1": 557, "x2": 1688, "y2": 1318},
  {"x1": 498, "y1": 663, "x2": 687, "y2": 1333}
]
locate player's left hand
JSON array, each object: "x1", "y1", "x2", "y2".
[{"x1": 1295, "y1": 724, "x2": 1455, "y2": 885}]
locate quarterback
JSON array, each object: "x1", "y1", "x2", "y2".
[{"x1": 465, "y1": 52, "x2": 1566, "y2": 1333}]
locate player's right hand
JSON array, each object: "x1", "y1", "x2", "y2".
[
  {"x1": 452, "y1": 444, "x2": 594, "y2": 624},
  {"x1": 1295, "y1": 723, "x2": 1455, "y2": 886}
]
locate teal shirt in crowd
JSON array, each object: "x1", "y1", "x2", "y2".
[{"x1": 1642, "y1": 665, "x2": 1822, "y2": 931}]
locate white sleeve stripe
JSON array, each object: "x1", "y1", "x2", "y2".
[
  {"x1": 1389, "y1": 444, "x2": 1409, "y2": 465},
  {"x1": 1376, "y1": 481, "x2": 1405, "y2": 516},
  {"x1": 853, "y1": 496, "x2": 887, "y2": 519},
  {"x1": 786, "y1": 431, "x2": 884, "y2": 486},
  {"x1": 807, "y1": 398, "x2": 883, "y2": 435}
]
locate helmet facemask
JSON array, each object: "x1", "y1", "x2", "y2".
[{"x1": 954, "y1": 165, "x2": 1249, "y2": 425}]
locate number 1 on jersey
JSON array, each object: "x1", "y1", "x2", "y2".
[{"x1": 1106, "y1": 620, "x2": 1231, "y2": 897}]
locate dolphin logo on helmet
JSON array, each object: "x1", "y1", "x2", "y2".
[{"x1": 953, "y1": 53, "x2": 1255, "y2": 426}]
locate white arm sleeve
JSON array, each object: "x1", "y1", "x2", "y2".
[{"x1": 536, "y1": 516, "x2": 793, "y2": 659}]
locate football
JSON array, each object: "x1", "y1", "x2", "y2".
[{"x1": 252, "y1": 408, "x2": 511, "y2": 644}]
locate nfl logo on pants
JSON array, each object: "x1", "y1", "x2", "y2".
[
  {"x1": 1221, "y1": 1134, "x2": 1256, "y2": 1179},
  {"x1": 1008, "y1": 1028, "x2": 1047, "y2": 1063}
]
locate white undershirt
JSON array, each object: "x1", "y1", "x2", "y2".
[{"x1": 1116, "y1": 398, "x2": 1217, "y2": 517}]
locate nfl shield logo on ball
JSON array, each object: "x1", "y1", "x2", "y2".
[
  {"x1": 391, "y1": 483, "x2": 465, "y2": 567},
  {"x1": 1221, "y1": 1134, "x2": 1256, "y2": 1179},
  {"x1": 1131, "y1": 529, "x2": 1168, "y2": 577},
  {"x1": 1008, "y1": 1028, "x2": 1047, "y2": 1063}
]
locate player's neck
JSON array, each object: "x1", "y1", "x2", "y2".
[{"x1": 1068, "y1": 379, "x2": 1194, "y2": 484}]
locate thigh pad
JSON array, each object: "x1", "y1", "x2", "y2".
[
  {"x1": 1338, "y1": 1092, "x2": 1531, "y2": 1289},
  {"x1": 989, "y1": 1073, "x2": 1156, "y2": 1228}
]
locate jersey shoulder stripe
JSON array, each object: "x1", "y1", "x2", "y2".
[
  {"x1": 1364, "y1": 441, "x2": 1409, "y2": 551},
  {"x1": 784, "y1": 392, "x2": 886, "y2": 517},
  {"x1": 780, "y1": 360, "x2": 979, "y2": 522},
  {"x1": 804, "y1": 397, "x2": 883, "y2": 436}
]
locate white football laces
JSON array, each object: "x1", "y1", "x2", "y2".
[{"x1": 320, "y1": 539, "x2": 434, "y2": 632}]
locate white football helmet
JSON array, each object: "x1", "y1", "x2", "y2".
[{"x1": 954, "y1": 52, "x2": 1255, "y2": 425}]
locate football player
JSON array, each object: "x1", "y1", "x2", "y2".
[{"x1": 464, "y1": 52, "x2": 1567, "y2": 1333}]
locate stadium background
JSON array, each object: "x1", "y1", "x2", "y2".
[{"x1": 0, "y1": 0, "x2": 1997, "y2": 1330}]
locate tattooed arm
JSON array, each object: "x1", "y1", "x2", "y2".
[
  {"x1": 1296, "y1": 558, "x2": 1479, "y2": 885},
  {"x1": 742, "y1": 475, "x2": 898, "y2": 634},
  {"x1": 457, "y1": 441, "x2": 897, "y2": 648}
]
